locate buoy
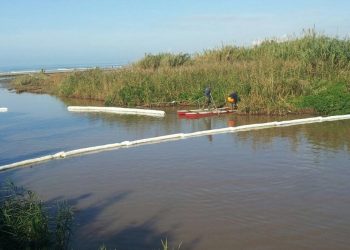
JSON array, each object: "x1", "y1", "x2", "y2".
[{"x1": 67, "y1": 106, "x2": 165, "y2": 117}]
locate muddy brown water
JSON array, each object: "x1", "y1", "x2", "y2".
[{"x1": 1, "y1": 79, "x2": 350, "y2": 249}]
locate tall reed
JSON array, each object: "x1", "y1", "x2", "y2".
[{"x1": 12, "y1": 30, "x2": 350, "y2": 114}]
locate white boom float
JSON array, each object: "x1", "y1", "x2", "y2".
[
  {"x1": 0, "y1": 107, "x2": 8, "y2": 112},
  {"x1": 1, "y1": 114, "x2": 350, "y2": 172},
  {"x1": 67, "y1": 106, "x2": 165, "y2": 117}
]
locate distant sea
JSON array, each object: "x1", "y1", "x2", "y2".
[{"x1": 0, "y1": 62, "x2": 123, "y2": 75}]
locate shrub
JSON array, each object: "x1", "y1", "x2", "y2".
[{"x1": 298, "y1": 82, "x2": 350, "y2": 115}]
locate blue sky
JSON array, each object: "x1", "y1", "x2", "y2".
[{"x1": 1, "y1": 0, "x2": 349, "y2": 69}]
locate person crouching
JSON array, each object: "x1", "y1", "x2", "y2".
[{"x1": 227, "y1": 91, "x2": 239, "y2": 110}]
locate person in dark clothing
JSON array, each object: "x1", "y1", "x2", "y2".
[
  {"x1": 204, "y1": 86, "x2": 212, "y2": 108},
  {"x1": 228, "y1": 91, "x2": 239, "y2": 110}
]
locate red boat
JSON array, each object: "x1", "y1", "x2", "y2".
[{"x1": 177, "y1": 107, "x2": 236, "y2": 119}]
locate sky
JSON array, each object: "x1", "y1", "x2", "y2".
[{"x1": 0, "y1": 0, "x2": 350, "y2": 70}]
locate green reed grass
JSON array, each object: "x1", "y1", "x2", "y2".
[
  {"x1": 136, "y1": 53, "x2": 191, "y2": 69},
  {"x1": 11, "y1": 29, "x2": 350, "y2": 114},
  {"x1": 0, "y1": 182, "x2": 73, "y2": 250},
  {"x1": 297, "y1": 82, "x2": 350, "y2": 115}
]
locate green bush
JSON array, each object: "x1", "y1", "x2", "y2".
[
  {"x1": 299, "y1": 82, "x2": 350, "y2": 115},
  {"x1": 119, "y1": 85, "x2": 145, "y2": 105}
]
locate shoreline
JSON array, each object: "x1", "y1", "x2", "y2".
[
  {"x1": 5, "y1": 33, "x2": 350, "y2": 116},
  {"x1": 0, "y1": 82, "x2": 316, "y2": 116},
  {"x1": 0, "y1": 70, "x2": 325, "y2": 116},
  {"x1": 0, "y1": 65, "x2": 122, "y2": 77},
  {"x1": 3, "y1": 68, "x2": 346, "y2": 116}
]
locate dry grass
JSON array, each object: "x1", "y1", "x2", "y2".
[{"x1": 11, "y1": 30, "x2": 350, "y2": 114}]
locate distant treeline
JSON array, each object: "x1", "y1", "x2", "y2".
[{"x1": 12, "y1": 29, "x2": 350, "y2": 115}]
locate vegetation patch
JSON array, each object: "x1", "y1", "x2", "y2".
[
  {"x1": 297, "y1": 82, "x2": 350, "y2": 115},
  {"x1": 0, "y1": 182, "x2": 73, "y2": 250},
  {"x1": 11, "y1": 72, "x2": 64, "y2": 94},
  {"x1": 136, "y1": 53, "x2": 191, "y2": 69},
  {"x1": 10, "y1": 29, "x2": 350, "y2": 114}
]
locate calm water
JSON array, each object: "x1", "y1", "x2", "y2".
[{"x1": 1, "y1": 79, "x2": 350, "y2": 249}]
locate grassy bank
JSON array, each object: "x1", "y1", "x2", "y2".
[{"x1": 11, "y1": 30, "x2": 350, "y2": 115}]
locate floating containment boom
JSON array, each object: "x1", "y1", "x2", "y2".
[
  {"x1": 67, "y1": 106, "x2": 165, "y2": 117},
  {"x1": 0, "y1": 107, "x2": 8, "y2": 112},
  {"x1": 1, "y1": 114, "x2": 350, "y2": 172}
]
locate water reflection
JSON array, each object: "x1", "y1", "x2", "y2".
[
  {"x1": 202, "y1": 118, "x2": 213, "y2": 141},
  {"x1": 227, "y1": 118, "x2": 236, "y2": 127},
  {"x1": 236, "y1": 120, "x2": 350, "y2": 153}
]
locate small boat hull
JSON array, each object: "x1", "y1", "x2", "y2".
[
  {"x1": 178, "y1": 108, "x2": 236, "y2": 119},
  {"x1": 177, "y1": 108, "x2": 213, "y2": 116}
]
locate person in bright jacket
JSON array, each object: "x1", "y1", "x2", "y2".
[{"x1": 227, "y1": 91, "x2": 239, "y2": 110}]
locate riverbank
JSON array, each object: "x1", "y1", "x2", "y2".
[{"x1": 9, "y1": 30, "x2": 350, "y2": 115}]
